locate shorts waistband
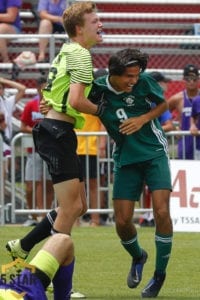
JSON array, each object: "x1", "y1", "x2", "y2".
[{"x1": 43, "y1": 118, "x2": 74, "y2": 129}]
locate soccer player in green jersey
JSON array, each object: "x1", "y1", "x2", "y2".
[
  {"x1": 89, "y1": 48, "x2": 173, "y2": 298},
  {"x1": 32, "y1": 1, "x2": 103, "y2": 236}
]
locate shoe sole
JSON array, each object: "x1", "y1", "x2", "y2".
[
  {"x1": 141, "y1": 276, "x2": 165, "y2": 298},
  {"x1": 141, "y1": 287, "x2": 162, "y2": 298},
  {"x1": 5, "y1": 243, "x2": 16, "y2": 260},
  {"x1": 5, "y1": 241, "x2": 28, "y2": 260}
]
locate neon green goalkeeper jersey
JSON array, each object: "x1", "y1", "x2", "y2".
[{"x1": 43, "y1": 42, "x2": 93, "y2": 129}]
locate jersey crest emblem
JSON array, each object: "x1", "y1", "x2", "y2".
[{"x1": 123, "y1": 95, "x2": 135, "y2": 106}]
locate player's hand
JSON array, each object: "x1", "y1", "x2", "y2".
[
  {"x1": 40, "y1": 98, "x2": 52, "y2": 115},
  {"x1": 119, "y1": 115, "x2": 146, "y2": 135},
  {"x1": 190, "y1": 124, "x2": 199, "y2": 136}
]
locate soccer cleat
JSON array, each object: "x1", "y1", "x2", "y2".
[
  {"x1": 23, "y1": 216, "x2": 38, "y2": 227},
  {"x1": 127, "y1": 249, "x2": 148, "y2": 288},
  {"x1": 47, "y1": 286, "x2": 86, "y2": 298},
  {"x1": 6, "y1": 239, "x2": 29, "y2": 260},
  {"x1": 141, "y1": 271, "x2": 166, "y2": 298},
  {"x1": 70, "y1": 290, "x2": 86, "y2": 298}
]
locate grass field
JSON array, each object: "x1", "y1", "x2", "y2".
[{"x1": 0, "y1": 225, "x2": 199, "y2": 299}]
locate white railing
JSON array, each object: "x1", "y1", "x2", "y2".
[
  {"x1": 0, "y1": 34, "x2": 67, "y2": 62},
  {"x1": 20, "y1": 11, "x2": 200, "y2": 20},
  {"x1": 20, "y1": 11, "x2": 35, "y2": 18},
  {"x1": 98, "y1": 13, "x2": 200, "y2": 20},
  {"x1": 1, "y1": 33, "x2": 199, "y2": 46},
  {"x1": 18, "y1": 11, "x2": 198, "y2": 32},
  {"x1": 0, "y1": 62, "x2": 50, "y2": 70},
  {"x1": 6, "y1": 88, "x2": 37, "y2": 95},
  {"x1": 2, "y1": 68, "x2": 185, "y2": 82},
  {"x1": 0, "y1": 130, "x2": 198, "y2": 224},
  {"x1": 101, "y1": 34, "x2": 200, "y2": 44}
]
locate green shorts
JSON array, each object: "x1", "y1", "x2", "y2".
[{"x1": 113, "y1": 155, "x2": 172, "y2": 201}]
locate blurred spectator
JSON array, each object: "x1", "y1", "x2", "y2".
[
  {"x1": 0, "y1": 111, "x2": 10, "y2": 180},
  {"x1": 0, "y1": 77, "x2": 25, "y2": 158},
  {"x1": 0, "y1": 77, "x2": 25, "y2": 199},
  {"x1": 168, "y1": 64, "x2": 200, "y2": 159},
  {"x1": 93, "y1": 68, "x2": 112, "y2": 224},
  {"x1": 77, "y1": 115, "x2": 106, "y2": 226},
  {"x1": 20, "y1": 77, "x2": 54, "y2": 226},
  {"x1": 0, "y1": 0, "x2": 22, "y2": 63},
  {"x1": 190, "y1": 94, "x2": 200, "y2": 159},
  {"x1": 0, "y1": 111, "x2": 9, "y2": 145},
  {"x1": 76, "y1": 68, "x2": 108, "y2": 226},
  {"x1": 150, "y1": 71, "x2": 174, "y2": 132},
  {"x1": 37, "y1": 0, "x2": 67, "y2": 62}
]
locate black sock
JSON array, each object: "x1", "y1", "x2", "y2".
[
  {"x1": 34, "y1": 268, "x2": 51, "y2": 289},
  {"x1": 20, "y1": 209, "x2": 57, "y2": 252}
]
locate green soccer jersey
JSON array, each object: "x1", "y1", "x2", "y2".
[
  {"x1": 91, "y1": 72, "x2": 169, "y2": 167},
  {"x1": 43, "y1": 42, "x2": 93, "y2": 129}
]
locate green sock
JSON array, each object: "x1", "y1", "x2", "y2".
[
  {"x1": 155, "y1": 232, "x2": 173, "y2": 274},
  {"x1": 121, "y1": 235, "x2": 142, "y2": 259}
]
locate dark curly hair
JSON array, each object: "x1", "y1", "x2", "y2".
[{"x1": 108, "y1": 48, "x2": 149, "y2": 76}]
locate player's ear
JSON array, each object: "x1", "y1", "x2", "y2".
[{"x1": 76, "y1": 25, "x2": 83, "y2": 35}]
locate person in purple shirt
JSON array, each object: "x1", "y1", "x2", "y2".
[
  {"x1": 190, "y1": 94, "x2": 200, "y2": 159},
  {"x1": 0, "y1": 0, "x2": 22, "y2": 63},
  {"x1": 37, "y1": 0, "x2": 67, "y2": 62},
  {"x1": 168, "y1": 64, "x2": 200, "y2": 159}
]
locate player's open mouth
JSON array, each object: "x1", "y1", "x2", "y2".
[
  {"x1": 96, "y1": 28, "x2": 103, "y2": 42},
  {"x1": 97, "y1": 28, "x2": 103, "y2": 35}
]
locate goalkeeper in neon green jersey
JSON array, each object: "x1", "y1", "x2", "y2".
[
  {"x1": 31, "y1": 2, "x2": 103, "y2": 298},
  {"x1": 32, "y1": 1, "x2": 104, "y2": 236},
  {"x1": 89, "y1": 48, "x2": 173, "y2": 298}
]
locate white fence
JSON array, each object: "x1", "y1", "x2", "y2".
[
  {"x1": 0, "y1": 130, "x2": 199, "y2": 225},
  {"x1": 7, "y1": 132, "x2": 116, "y2": 224}
]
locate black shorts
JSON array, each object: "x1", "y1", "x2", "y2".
[
  {"x1": 79, "y1": 155, "x2": 97, "y2": 179},
  {"x1": 32, "y1": 118, "x2": 83, "y2": 184},
  {"x1": 53, "y1": 23, "x2": 65, "y2": 33}
]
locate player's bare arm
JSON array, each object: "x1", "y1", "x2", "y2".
[
  {"x1": 190, "y1": 116, "x2": 199, "y2": 135},
  {"x1": 119, "y1": 101, "x2": 168, "y2": 135},
  {"x1": 69, "y1": 83, "x2": 99, "y2": 115}
]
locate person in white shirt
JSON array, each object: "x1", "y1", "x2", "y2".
[{"x1": 0, "y1": 77, "x2": 25, "y2": 177}]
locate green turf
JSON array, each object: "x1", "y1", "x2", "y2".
[{"x1": 0, "y1": 225, "x2": 199, "y2": 299}]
